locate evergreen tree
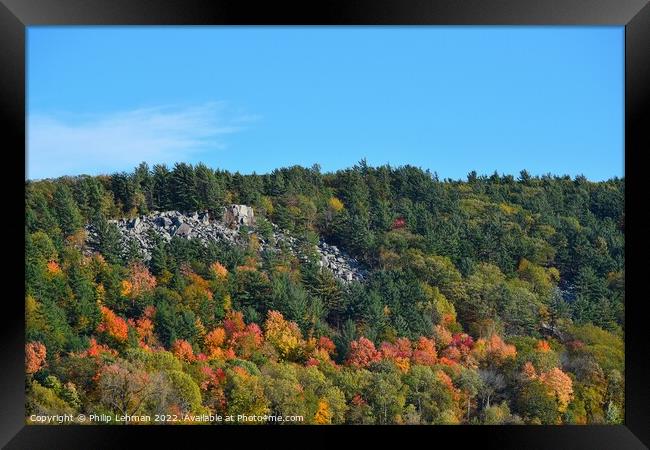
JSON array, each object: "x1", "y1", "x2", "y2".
[{"x1": 53, "y1": 184, "x2": 83, "y2": 236}]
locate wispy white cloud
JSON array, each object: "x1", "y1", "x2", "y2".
[{"x1": 27, "y1": 102, "x2": 257, "y2": 180}]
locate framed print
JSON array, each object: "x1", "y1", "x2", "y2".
[{"x1": 1, "y1": 0, "x2": 649, "y2": 448}]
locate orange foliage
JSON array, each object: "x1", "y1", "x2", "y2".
[
  {"x1": 83, "y1": 337, "x2": 117, "y2": 358},
  {"x1": 473, "y1": 334, "x2": 517, "y2": 364},
  {"x1": 436, "y1": 370, "x2": 461, "y2": 402},
  {"x1": 522, "y1": 361, "x2": 538, "y2": 379},
  {"x1": 539, "y1": 367, "x2": 574, "y2": 412},
  {"x1": 97, "y1": 306, "x2": 129, "y2": 342},
  {"x1": 171, "y1": 339, "x2": 195, "y2": 362},
  {"x1": 412, "y1": 337, "x2": 438, "y2": 366},
  {"x1": 210, "y1": 261, "x2": 228, "y2": 280},
  {"x1": 204, "y1": 328, "x2": 227, "y2": 357},
  {"x1": 232, "y1": 366, "x2": 250, "y2": 378},
  {"x1": 124, "y1": 262, "x2": 157, "y2": 299},
  {"x1": 536, "y1": 340, "x2": 551, "y2": 353},
  {"x1": 26, "y1": 341, "x2": 47, "y2": 374},
  {"x1": 128, "y1": 308, "x2": 155, "y2": 347},
  {"x1": 433, "y1": 324, "x2": 453, "y2": 348},
  {"x1": 380, "y1": 338, "x2": 413, "y2": 360},
  {"x1": 46, "y1": 260, "x2": 62, "y2": 275},
  {"x1": 439, "y1": 356, "x2": 459, "y2": 367}
]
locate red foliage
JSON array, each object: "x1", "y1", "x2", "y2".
[
  {"x1": 392, "y1": 217, "x2": 406, "y2": 229},
  {"x1": 199, "y1": 365, "x2": 226, "y2": 391},
  {"x1": 224, "y1": 311, "x2": 246, "y2": 336},
  {"x1": 451, "y1": 333, "x2": 474, "y2": 350},
  {"x1": 306, "y1": 357, "x2": 320, "y2": 367},
  {"x1": 346, "y1": 337, "x2": 381, "y2": 368},
  {"x1": 351, "y1": 394, "x2": 367, "y2": 406},
  {"x1": 231, "y1": 323, "x2": 264, "y2": 359},
  {"x1": 317, "y1": 336, "x2": 336, "y2": 355}
]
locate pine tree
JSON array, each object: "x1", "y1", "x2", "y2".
[
  {"x1": 53, "y1": 184, "x2": 83, "y2": 236},
  {"x1": 94, "y1": 214, "x2": 122, "y2": 264},
  {"x1": 170, "y1": 163, "x2": 199, "y2": 212}
]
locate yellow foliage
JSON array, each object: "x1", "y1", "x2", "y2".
[
  {"x1": 394, "y1": 357, "x2": 411, "y2": 374},
  {"x1": 158, "y1": 269, "x2": 173, "y2": 286},
  {"x1": 498, "y1": 203, "x2": 518, "y2": 215},
  {"x1": 121, "y1": 280, "x2": 133, "y2": 297},
  {"x1": 328, "y1": 197, "x2": 344, "y2": 213},
  {"x1": 223, "y1": 294, "x2": 232, "y2": 313},
  {"x1": 314, "y1": 399, "x2": 332, "y2": 424},
  {"x1": 264, "y1": 311, "x2": 303, "y2": 361},
  {"x1": 95, "y1": 283, "x2": 106, "y2": 306},
  {"x1": 248, "y1": 233, "x2": 260, "y2": 253},
  {"x1": 260, "y1": 196, "x2": 274, "y2": 216}
]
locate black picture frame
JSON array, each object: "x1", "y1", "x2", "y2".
[{"x1": 1, "y1": 0, "x2": 648, "y2": 448}]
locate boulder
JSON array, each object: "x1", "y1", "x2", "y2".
[{"x1": 174, "y1": 223, "x2": 192, "y2": 237}]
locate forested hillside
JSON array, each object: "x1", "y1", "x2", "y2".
[{"x1": 25, "y1": 161, "x2": 625, "y2": 425}]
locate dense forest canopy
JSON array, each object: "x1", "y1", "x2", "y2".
[{"x1": 25, "y1": 161, "x2": 624, "y2": 425}]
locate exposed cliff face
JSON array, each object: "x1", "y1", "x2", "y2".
[
  {"x1": 222, "y1": 204, "x2": 255, "y2": 227},
  {"x1": 85, "y1": 209, "x2": 367, "y2": 283}
]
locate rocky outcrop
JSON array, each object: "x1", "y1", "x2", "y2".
[
  {"x1": 223, "y1": 204, "x2": 255, "y2": 228},
  {"x1": 85, "y1": 208, "x2": 367, "y2": 283},
  {"x1": 269, "y1": 226, "x2": 367, "y2": 283},
  {"x1": 316, "y1": 242, "x2": 366, "y2": 282}
]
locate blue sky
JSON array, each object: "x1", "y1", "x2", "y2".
[{"x1": 27, "y1": 26, "x2": 624, "y2": 181}]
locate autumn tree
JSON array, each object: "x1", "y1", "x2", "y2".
[
  {"x1": 98, "y1": 359, "x2": 159, "y2": 417},
  {"x1": 346, "y1": 337, "x2": 381, "y2": 369},
  {"x1": 26, "y1": 342, "x2": 47, "y2": 374},
  {"x1": 264, "y1": 310, "x2": 304, "y2": 361},
  {"x1": 97, "y1": 306, "x2": 129, "y2": 344}
]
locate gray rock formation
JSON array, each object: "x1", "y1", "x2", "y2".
[
  {"x1": 222, "y1": 204, "x2": 255, "y2": 228},
  {"x1": 85, "y1": 207, "x2": 367, "y2": 283}
]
